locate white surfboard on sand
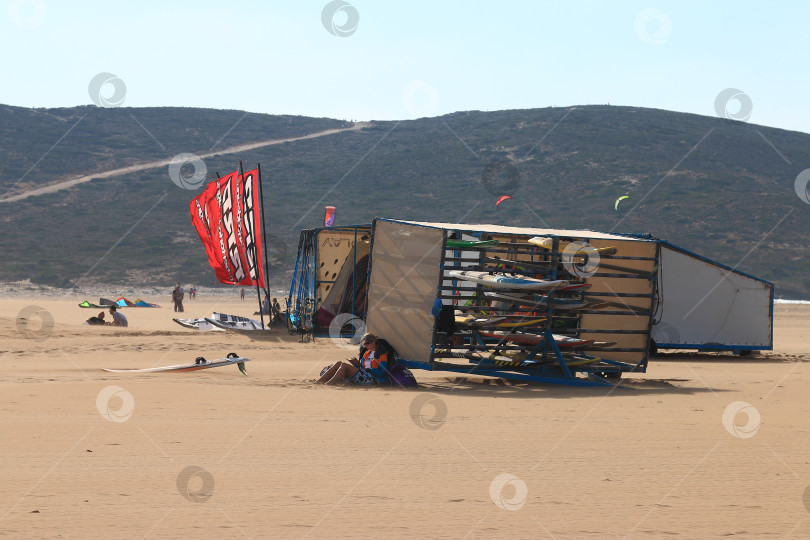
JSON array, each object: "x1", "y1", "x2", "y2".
[{"x1": 102, "y1": 355, "x2": 250, "y2": 374}]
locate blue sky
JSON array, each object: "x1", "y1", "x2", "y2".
[{"x1": 2, "y1": 0, "x2": 809, "y2": 133}]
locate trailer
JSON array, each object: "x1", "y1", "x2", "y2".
[
  {"x1": 361, "y1": 219, "x2": 660, "y2": 386},
  {"x1": 651, "y1": 240, "x2": 773, "y2": 355},
  {"x1": 287, "y1": 219, "x2": 773, "y2": 385}
]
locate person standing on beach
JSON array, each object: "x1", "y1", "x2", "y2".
[
  {"x1": 241, "y1": 288, "x2": 245, "y2": 300},
  {"x1": 177, "y1": 283, "x2": 185, "y2": 312},
  {"x1": 172, "y1": 284, "x2": 184, "y2": 312}
]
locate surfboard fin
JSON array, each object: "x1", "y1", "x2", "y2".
[{"x1": 237, "y1": 361, "x2": 247, "y2": 376}]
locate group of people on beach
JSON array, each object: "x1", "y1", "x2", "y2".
[
  {"x1": 86, "y1": 304, "x2": 128, "y2": 327},
  {"x1": 258, "y1": 296, "x2": 284, "y2": 326},
  {"x1": 81, "y1": 284, "x2": 411, "y2": 387},
  {"x1": 87, "y1": 281, "x2": 191, "y2": 327}
]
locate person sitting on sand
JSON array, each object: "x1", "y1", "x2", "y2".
[
  {"x1": 316, "y1": 333, "x2": 391, "y2": 385},
  {"x1": 106, "y1": 305, "x2": 128, "y2": 327},
  {"x1": 86, "y1": 311, "x2": 106, "y2": 325}
]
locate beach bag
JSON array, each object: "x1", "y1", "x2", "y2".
[{"x1": 388, "y1": 363, "x2": 418, "y2": 388}]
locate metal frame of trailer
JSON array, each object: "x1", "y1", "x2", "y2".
[
  {"x1": 286, "y1": 224, "x2": 372, "y2": 338},
  {"x1": 362, "y1": 219, "x2": 660, "y2": 387}
]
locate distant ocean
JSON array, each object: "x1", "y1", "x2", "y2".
[{"x1": 775, "y1": 299, "x2": 810, "y2": 304}]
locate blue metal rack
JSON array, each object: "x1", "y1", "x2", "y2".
[
  {"x1": 426, "y1": 230, "x2": 657, "y2": 386},
  {"x1": 286, "y1": 225, "x2": 372, "y2": 339}
]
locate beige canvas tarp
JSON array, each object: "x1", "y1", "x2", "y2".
[
  {"x1": 365, "y1": 220, "x2": 444, "y2": 364},
  {"x1": 315, "y1": 229, "x2": 370, "y2": 316}
]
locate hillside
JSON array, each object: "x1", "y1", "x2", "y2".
[{"x1": 1, "y1": 104, "x2": 808, "y2": 298}]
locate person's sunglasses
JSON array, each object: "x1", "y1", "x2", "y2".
[{"x1": 363, "y1": 339, "x2": 375, "y2": 345}]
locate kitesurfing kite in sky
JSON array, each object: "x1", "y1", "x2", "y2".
[
  {"x1": 496, "y1": 195, "x2": 512, "y2": 207},
  {"x1": 614, "y1": 195, "x2": 630, "y2": 211}
]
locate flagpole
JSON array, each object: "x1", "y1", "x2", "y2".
[
  {"x1": 241, "y1": 161, "x2": 265, "y2": 330},
  {"x1": 257, "y1": 162, "x2": 272, "y2": 326}
]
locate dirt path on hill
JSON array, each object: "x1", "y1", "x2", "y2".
[{"x1": 0, "y1": 122, "x2": 372, "y2": 203}]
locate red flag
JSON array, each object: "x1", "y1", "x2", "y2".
[
  {"x1": 189, "y1": 169, "x2": 265, "y2": 287},
  {"x1": 238, "y1": 169, "x2": 265, "y2": 287}
]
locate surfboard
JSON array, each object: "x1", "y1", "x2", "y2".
[
  {"x1": 528, "y1": 237, "x2": 618, "y2": 256},
  {"x1": 479, "y1": 330, "x2": 595, "y2": 348},
  {"x1": 483, "y1": 291, "x2": 589, "y2": 310},
  {"x1": 434, "y1": 348, "x2": 538, "y2": 366},
  {"x1": 102, "y1": 355, "x2": 250, "y2": 374},
  {"x1": 487, "y1": 351, "x2": 600, "y2": 367},
  {"x1": 447, "y1": 270, "x2": 568, "y2": 291},
  {"x1": 494, "y1": 318, "x2": 547, "y2": 328},
  {"x1": 485, "y1": 256, "x2": 649, "y2": 278},
  {"x1": 500, "y1": 338, "x2": 616, "y2": 350},
  {"x1": 205, "y1": 318, "x2": 266, "y2": 331},
  {"x1": 172, "y1": 317, "x2": 226, "y2": 331},
  {"x1": 211, "y1": 312, "x2": 259, "y2": 324},
  {"x1": 484, "y1": 257, "x2": 551, "y2": 273},
  {"x1": 437, "y1": 348, "x2": 599, "y2": 368},
  {"x1": 455, "y1": 315, "x2": 507, "y2": 326},
  {"x1": 173, "y1": 317, "x2": 203, "y2": 329},
  {"x1": 551, "y1": 354, "x2": 601, "y2": 367},
  {"x1": 590, "y1": 341, "x2": 619, "y2": 347},
  {"x1": 478, "y1": 281, "x2": 591, "y2": 293},
  {"x1": 445, "y1": 239, "x2": 499, "y2": 248}
]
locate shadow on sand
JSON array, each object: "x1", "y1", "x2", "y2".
[{"x1": 407, "y1": 373, "x2": 726, "y2": 398}]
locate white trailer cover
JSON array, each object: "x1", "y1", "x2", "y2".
[{"x1": 653, "y1": 243, "x2": 773, "y2": 348}]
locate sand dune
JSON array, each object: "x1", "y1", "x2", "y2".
[{"x1": 1, "y1": 294, "x2": 808, "y2": 538}]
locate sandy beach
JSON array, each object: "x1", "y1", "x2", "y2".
[{"x1": 1, "y1": 293, "x2": 809, "y2": 538}]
